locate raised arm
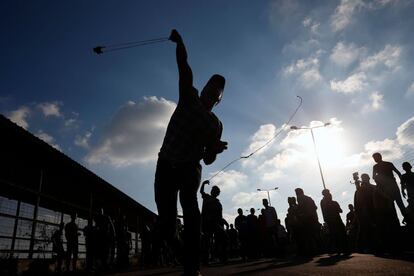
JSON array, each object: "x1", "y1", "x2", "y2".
[
  {"x1": 392, "y1": 163, "x2": 402, "y2": 180},
  {"x1": 200, "y1": 180, "x2": 209, "y2": 196},
  {"x1": 169, "y1": 29, "x2": 193, "y2": 98}
]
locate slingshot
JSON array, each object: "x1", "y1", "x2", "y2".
[{"x1": 93, "y1": 36, "x2": 169, "y2": 55}]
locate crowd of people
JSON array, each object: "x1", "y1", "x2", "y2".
[
  {"x1": 50, "y1": 210, "x2": 131, "y2": 273},
  {"x1": 152, "y1": 29, "x2": 414, "y2": 275}
]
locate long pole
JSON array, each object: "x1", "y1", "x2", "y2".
[
  {"x1": 267, "y1": 191, "x2": 272, "y2": 206},
  {"x1": 310, "y1": 128, "x2": 327, "y2": 190}
]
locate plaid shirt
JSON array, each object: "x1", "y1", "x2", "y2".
[{"x1": 159, "y1": 87, "x2": 222, "y2": 165}]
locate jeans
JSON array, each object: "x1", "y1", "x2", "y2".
[{"x1": 155, "y1": 158, "x2": 201, "y2": 274}]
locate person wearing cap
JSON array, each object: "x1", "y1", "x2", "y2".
[{"x1": 154, "y1": 29, "x2": 228, "y2": 276}]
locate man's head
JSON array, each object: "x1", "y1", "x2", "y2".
[
  {"x1": 230, "y1": 223, "x2": 234, "y2": 229},
  {"x1": 211, "y1": 185, "x2": 220, "y2": 197},
  {"x1": 250, "y1": 208, "x2": 255, "y2": 215},
  {"x1": 262, "y1": 198, "x2": 269, "y2": 207},
  {"x1": 361, "y1": 173, "x2": 370, "y2": 183},
  {"x1": 295, "y1": 188, "x2": 304, "y2": 197},
  {"x1": 372, "y1": 152, "x2": 382, "y2": 163},
  {"x1": 237, "y1": 208, "x2": 243, "y2": 215},
  {"x1": 322, "y1": 189, "x2": 332, "y2": 200},
  {"x1": 403, "y1": 162, "x2": 412, "y2": 172},
  {"x1": 348, "y1": 204, "x2": 354, "y2": 211},
  {"x1": 200, "y1": 74, "x2": 225, "y2": 110},
  {"x1": 287, "y1": 197, "x2": 296, "y2": 205}
]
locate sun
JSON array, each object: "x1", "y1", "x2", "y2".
[{"x1": 290, "y1": 124, "x2": 348, "y2": 168}]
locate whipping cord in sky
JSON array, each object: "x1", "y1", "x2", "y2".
[
  {"x1": 207, "y1": 96, "x2": 303, "y2": 182},
  {"x1": 93, "y1": 36, "x2": 169, "y2": 54}
]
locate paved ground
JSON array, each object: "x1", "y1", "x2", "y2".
[{"x1": 110, "y1": 253, "x2": 414, "y2": 275}]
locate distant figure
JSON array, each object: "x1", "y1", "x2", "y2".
[
  {"x1": 285, "y1": 197, "x2": 300, "y2": 248},
  {"x1": 235, "y1": 208, "x2": 248, "y2": 260},
  {"x1": 83, "y1": 219, "x2": 95, "y2": 272},
  {"x1": 154, "y1": 29, "x2": 227, "y2": 276},
  {"x1": 401, "y1": 162, "x2": 414, "y2": 201},
  {"x1": 295, "y1": 188, "x2": 320, "y2": 256},
  {"x1": 200, "y1": 180, "x2": 225, "y2": 263},
  {"x1": 320, "y1": 189, "x2": 348, "y2": 254},
  {"x1": 95, "y1": 209, "x2": 116, "y2": 270},
  {"x1": 246, "y1": 208, "x2": 259, "y2": 258},
  {"x1": 51, "y1": 223, "x2": 65, "y2": 273},
  {"x1": 346, "y1": 204, "x2": 357, "y2": 251},
  {"x1": 262, "y1": 199, "x2": 278, "y2": 256},
  {"x1": 372, "y1": 152, "x2": 405, "y2": 215},
  {"x1": 65, "y1": 214, "x2": 80, "y2": 272},
  {"x1": 354, "y1": 173, "x2": 376, "y2": 252},
  {"x1": 116, "y1": 214, "x2": 130, "y2": 268},
  {"x1": 227, "y1": 224, "x2": 238, "y2": 258}
]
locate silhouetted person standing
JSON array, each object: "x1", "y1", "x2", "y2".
[
  {"x1": 154, "y1": 29, "x2": 227, "y2": 276},
  {"x1": 246, "y1": 208, "x2": 259, "y2": 258},
  {"x1": 262, "y1": 199, "x2": 278, "y2": 256},
  {"x1": 235, "y1": 208, "x2": 248, "y2": 260},
  {"x1": 200, "y1": 180, "x2": 224, "y2": 263},
  {"x1": 295, "y1": 188, "x2": 320, "y2": 256},
  {"x1": 320, "y1": 189, "x2": 348, "y2": 254},
  {"x1": 51, "y1": 222, "x2": 65, "y2": 273},
  {"x1": 354, "y1": 173, "x2": 376, "y2": 253},
  {"x1": 372, "y1": 152, "x2": 405, "y2": 215},
  {"x1": 83, "y1": 219, "x2": 96, "y2": 272},
  {"x1": 227, "y1": 224, "x2": 238, "y2": 258},
  {"x1": 285, "y1": 197, "x2": 301, "y2": 250},
  {"x1": 346, "y1": 204, "x2": 357, "y2": 251},
  {"x1": 402, "y1": 162, "x2": 414, "y2": 201},
  {"x1": 65, "y1": 214, "x2": 79, "y2": 272}
]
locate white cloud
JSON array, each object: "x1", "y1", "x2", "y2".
[
  {"x1": 208, "y1": 170, "x2": 248, "y2": 193},
  {"x1": 330, "y1": 41, "x2": 364, "y2": 67},
  {"x1": 363, "y1": 91, "x2": 384, "y2": 112},
  {"x1": 35, "y1": 130, "x2": 61, "y2": 151},
  {"x1": 330, "y1": 72, "x2": 367, "y2": 94},
  {"x1": 232, "y1": 192, "x2": 263, "y2": 208},
  {"x1": 347, "y1": 138, "x2": 403, "y2": 166},
  {"x1": 331, "y1": 0, "x2": 365, "y2": 32},
  {"x1": 302, "y1": 17, "x2": 320, "y2": 34},
  {"x1": 38, "y1": 101, "x2": 62, "y2": 117},
  {"x1": 283, "y1": 56, "x2": 322, "y2": 87},
  {"x1": 86, "y1": 96, "x2": 176, "y2": 166},
  {"x1": 359, "y1": 44, "x2": 402, "y2": 71},
  {"x1": 396, "y1": 117, "x2": 414, "y2": 146},
  {"x1": 75, "y1": 131, "x2": 92, "y2": 149},
  {"x1": 243, "y1": 124, "x2": 277, "y2": 156},
  {"x1": 7, "y1": 106, "x2": 30, "y2": 129}
]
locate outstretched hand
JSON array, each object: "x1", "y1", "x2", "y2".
[
  {"x1": 169, "y1": 29, "x2": 182, "y2": 43},
  {"x1": 213, "y1": 140, "x2": 228, "y2": 154},
  {"x1": 202, "y1": 180, "x2": 210, "y2": 185}
]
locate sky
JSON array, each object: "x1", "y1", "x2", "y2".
[{"x1": 2, "y1": 0, "x2": 414, "y2": 224}]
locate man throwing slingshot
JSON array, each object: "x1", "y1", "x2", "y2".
[{"x1": 154, "y1": 29, "x2": 227, "y2": 276}]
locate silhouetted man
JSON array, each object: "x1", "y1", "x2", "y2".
[
  {"x1": 372, "y1": 152, "x2": 405, "y2": 215},
  {"x1": 262, "y1": 199, "x2": 278, "y2": 256},
  {"x1": 285, "y1": 197, "x2": 300, "y2": 248},
  {"x1": 154, "y1": 29, "x2": 227, "y2": 275},
  {"x1": 320, "y1": 189, "x2": 348, "y2": 254},
  {"x1": 65, "y1": 214, "x2": 80, "y2": 272},
  {"x1": 346, "y1": 204, "x2": 357, "y2": 251},
  {"x1": 227, "y1": 224, "x2": 238, "y2": 258},
  {"x1": 354, "y1": 173, "x2": 376, "y2": 252},
  {"x1": 295, "y1": 188, "x2": 320, "y2": 256},
  {"x1": 235, "y1": 208, "x2": 248, "y2": 260},
  {"x1": 200, "y1": 180, "x2": 224, "y2": 263},
  {"x1": 246, "y1": 208, "x2": 259, "y2": 258},
  {"x1": 51, "y1": 222, "x2": 65, "y2": 273},
  {"x1": 402, "y1": 162, "x2": 414, "y2": 201}
]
